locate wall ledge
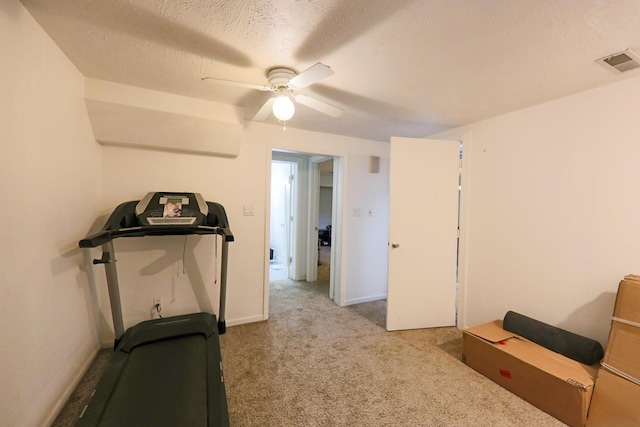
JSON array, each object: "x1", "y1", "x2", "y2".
[{"x1": 84, "y1": 79, "x2": 243, "y2": 157}]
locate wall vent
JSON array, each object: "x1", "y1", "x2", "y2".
[{"x1": 596, "y1": 49, "x2": 640, "y2": 73}]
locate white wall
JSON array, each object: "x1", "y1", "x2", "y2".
[
  {"x1": 1, "y1": 2, "x2": 102, "y2": 426},
  {"x1": 95, "y1": 120, "x2": 390, "y2": 338},
  {"x1": 253, "y1": 123, "x2": 391, "y2": 307},
  {"x1": 343, "y1": 154, "x2": 390, "y2": 304},
  {"x1": 98, "y1": 136, "x2": 268, "y2": 329},
  {"x1": 451, "y1": 75, "x2": 640, "y2": 345}
]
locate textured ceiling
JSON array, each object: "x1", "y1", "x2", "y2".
[{"x1": 19, "y1": 0, "x2": 640, "y2": 142}]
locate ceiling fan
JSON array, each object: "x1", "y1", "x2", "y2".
[{"x1": 202, "y1": 62, "x2": 343, "y2": 122}]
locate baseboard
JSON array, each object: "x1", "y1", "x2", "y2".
[
  {"x1": 100, "y1": 340, "x2": 115, "y2": 350},
  {"x1": 344, "y1": 294, "x2": 387, "y2": 306},
  {"x1": 226, "y1": 314, "x2": 265, "y2": 327},
  {"x1": 42, "y1": 344, "x2": 100, "y2": 427}
]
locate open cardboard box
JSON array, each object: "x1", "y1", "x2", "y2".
[
  {"x1": 587, "y1": 368, "x2": 640, "y2": 426},
  {"x1": 613, "y1": 274, "x2": 640, "y2": 325},
  {"x1": 463, "y1": 320, "x2": 598, "y2": 427}
]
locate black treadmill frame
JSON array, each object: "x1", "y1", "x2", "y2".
[{"x1": 77, "y1": 195, "x2": 234, "y2": 426}]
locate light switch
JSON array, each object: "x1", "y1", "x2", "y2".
[
  {"x1": 353, "y1": 208, "x2": 361, "y2": 217},
  {"x1": 243, "y1": 205, "x2": 254, "y2": 216}
]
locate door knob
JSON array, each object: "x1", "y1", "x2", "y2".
[{"x1": 391, "y1": 242, "x2": 400, "y2": 248}]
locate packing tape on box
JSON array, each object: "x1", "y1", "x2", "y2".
[
  {"x1": 600, "y1": 362, "x2": 640, "y2": 387},
  {"x1": 612, "y1": 316, "x2": 640, "y2": 328}
]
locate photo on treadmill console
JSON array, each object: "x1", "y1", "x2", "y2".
[{"x1": 163, "y1": 198, "x2": 183, "y2": 218}]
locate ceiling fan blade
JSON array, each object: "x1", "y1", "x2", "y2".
[
  {"x1": 288, "y1": 63, "x2": 334, "y2": 90},
  {"x1": 293, "y1": 94, "x2": 343, "y2": 118},
  {"x1": 201, "y1": 77, "x2": 272, "y2": 91},
  {"x1": 253, "y1": 97, "x2": 276, "y2": 121}
]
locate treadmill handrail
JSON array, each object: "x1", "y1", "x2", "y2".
[
  {"x1": 79, "y1": 225, "x2": 233, "y2": 248},
  {"x1": 79, "y1": 199, "x2": 234, "y2": 248},
  {"x1": 78, "y1": 195, "x2": 234, "y2": 342}
]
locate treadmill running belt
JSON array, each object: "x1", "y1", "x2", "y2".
[
  {"x1": 101, "y1": 336, "x2": 208, "y2": 426},
  {"x1": 77, "y1": 313, "x2": 229, "y2": 427}
]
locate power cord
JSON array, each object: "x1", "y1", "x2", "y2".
[
  {"x1": 154, "y1": 303, "x2": 163, "y2": 319},
  {"x1": 182, "y1": 235, "x2": 187, "y2": 274}
]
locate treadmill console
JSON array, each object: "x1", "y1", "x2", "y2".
[{"x1": 135, "y1": 192, "x2": 209, "y2": 226}]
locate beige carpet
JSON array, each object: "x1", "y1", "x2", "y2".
[
  {"x1": 220, "y1": 279, "x2": 565, "y2": 427},
  {"x1": 54, "y1": 246, "x2": 564, "y2": 426}
]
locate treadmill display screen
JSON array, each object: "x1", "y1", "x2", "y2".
[
  {"x1": 161, "y1": 197, "x2": 186, "y2": 218},
  {"x1": 136, "y1": 192, "x2": 209, "y2": 226}
]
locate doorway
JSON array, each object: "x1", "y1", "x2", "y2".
[
  {"x1": 311, "y1": 157, "x2": 334, "y2": 289},
  {"x1": 269, "y1": 160, "x2": 296, "y2": 281},
  {"x1": 267, "y1": 151, "x2": 341, "y2": 309}
]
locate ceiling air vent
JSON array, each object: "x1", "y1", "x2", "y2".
[{"x1": 596, "y1": 49, "x2": 640, "y2": 73}]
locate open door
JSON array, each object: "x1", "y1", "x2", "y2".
[
  {"x1": 386, "y1": 137, "x2": 460, "y2": 331},
  {"x1": 269, "y1": 160, "x2": 296, "y2": 281}
]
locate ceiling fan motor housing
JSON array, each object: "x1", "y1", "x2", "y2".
[{"x1": 268, "y1": 68, "x2": 296, "y2": 88}]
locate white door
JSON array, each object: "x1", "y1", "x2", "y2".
[
  {"x1": 386, "y1": 137, "x2": 460, "y2": 331},
  {"x1": 270, "y1": 160, "x2": 296, "y2": 280}
]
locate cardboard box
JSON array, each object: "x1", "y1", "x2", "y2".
[
  {"x1": 587, "y1": 368, "x2": 640, "y2": 426},
  {"x1": 602, "y1": 321, "x2": 640, "y2": 383},
  {"x1": 463, "y1": 320, "x2": 597, "y2": 427},
  {"x1": 614, "y1": 275, "x2": 640, "y2": 325}
]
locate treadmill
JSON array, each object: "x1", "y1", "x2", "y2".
[{"x1": 77, "y1": 192, "x2": 233, "y2": 427}]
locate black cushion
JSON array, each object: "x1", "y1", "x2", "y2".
[{"x1": 503, "y1": 310, "x2": 603, "y2": 365}]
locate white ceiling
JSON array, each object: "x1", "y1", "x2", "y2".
[{"x1": 19, "y1": 0, "x2": 640, "y2": 142}]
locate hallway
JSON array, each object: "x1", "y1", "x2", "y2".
[{"x1": 269, "y1": 245, "x2": 330, "y2": 283}]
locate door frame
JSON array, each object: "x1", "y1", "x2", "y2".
[
  {"x1": 431, "y1": 129, "x2": 471, "y2": 329},
  {"x1": 307, "y1": 155, "x2": 332, "y2": 281},
  {"x1": 264, "y1": 149, "x2": 345, "y2": 318},
  {"x1": 271, "y1": 152, "x2": 308, "y2": 280},
  {"x1": 308, "y1": 156, "x2": 340, "y2": 300},
  {"x1": 269, "y1": 158, "x2": 298, "y2": 279}
]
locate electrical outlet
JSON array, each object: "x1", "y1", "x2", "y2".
[{"x1": 151, "y1": 297, "x2": 163, "y2": 319}]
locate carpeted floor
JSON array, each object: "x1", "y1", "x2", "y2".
[
  {"x1": 53, "y1": 247, "x2": 565, "y2": 426},
  {"x1": 219, "y1": 280, "x2": 565, "y2": 427}
]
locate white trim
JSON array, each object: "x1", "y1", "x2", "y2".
[
  {"x1": 345, "y1": 294, "x2": 387, "y2": 306},
  {"x1": 37, "y1": 344, "x2": 100, "y2": 427},
  {"x1": 227, "y1": 314, "x2": 267, "y2": 327},
  {"x1": 306, "y1": 157, "x2": 323, "y2": 282},
  {"x1": 263, "y1": 147, "x2": 273, "y2": 320},
  {"x1": 428, "y1": 127, "x2": 472, "y2": 330},
  {"x1": 332, "y1": 156, "x2": 346, "y2": 306},
  {"x1": 456, "y1": 130, "x2": 471, "y2": 330},
  {"x1": 272, "y1": 151, "x2": 309, "y2": 281}
]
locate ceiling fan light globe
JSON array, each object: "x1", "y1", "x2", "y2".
[{"x1": 273, "y1": 94, "x2": 295, "y2": 121}]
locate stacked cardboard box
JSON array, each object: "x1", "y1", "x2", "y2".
[{"x1": 587, "y1": 275, "x2": 640, "y2": 426}]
